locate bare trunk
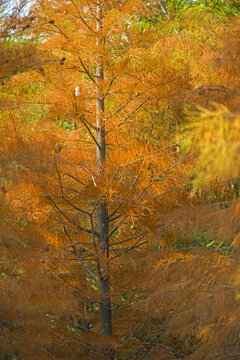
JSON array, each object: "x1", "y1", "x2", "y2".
[{"x1": 96, "y1": 4, "x2": 113, "y2": 358}]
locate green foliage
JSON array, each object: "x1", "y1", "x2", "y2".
[
  {"x1": 57, "y1": 118, "x2": 75, "y2": 131},
  {"x1": 166, "y1": 0, "x2": 240, "y2": 17}
]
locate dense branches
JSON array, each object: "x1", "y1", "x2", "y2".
[{"x1": 0, "y1": 0, "x2": 240, "y2": 359}]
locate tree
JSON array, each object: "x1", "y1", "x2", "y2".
[
  {"x1": 0, "y1": 3, "x2": 65, "y2": 359},
  {"x1": 2, "y1": 0, "x2": 240, "y2": 358},
  {"x1": 138, "y1": 10, "x2": 240, "y2": 360},
  {"x1": 10, "y1": 0, "x2": 192, "y2": 358}
]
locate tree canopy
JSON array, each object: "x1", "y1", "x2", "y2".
[{"x1": 0, "y1": 0, "x2": 240, "y2": 359}]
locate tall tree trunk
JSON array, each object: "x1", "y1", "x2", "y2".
[{"x1": 96, "y1": 3, "x2": 113, "y2": 358}]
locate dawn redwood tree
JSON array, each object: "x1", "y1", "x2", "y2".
[
  {"x1": 5, "y1": 0, "x2": 240, "y2": 359},
  {"x1": 13, "y1": 0, "x2": 191, "y2": 357}
]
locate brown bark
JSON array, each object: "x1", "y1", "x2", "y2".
[{"x1": 96, "y1": 3, "x2": 113, "y2": 359}]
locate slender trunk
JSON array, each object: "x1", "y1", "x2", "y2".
[{"x1": 96, "y1": 4, "x2": 113, "y2": 358}]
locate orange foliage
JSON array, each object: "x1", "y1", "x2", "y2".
[{"x1": 0, "y1": 1, "x2": 240, "y2": 359}]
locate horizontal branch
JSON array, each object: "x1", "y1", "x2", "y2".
[{"x1": 110, "y1": 232, "x2": 146, "y2": 247}]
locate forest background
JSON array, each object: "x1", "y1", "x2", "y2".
[{"x1": 0, "y1": 0, "x2": 240, "y2": 359}]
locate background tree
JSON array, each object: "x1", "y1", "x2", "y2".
[{"x1": 0, "y1": 2, "x2": 66, "y2": 359}]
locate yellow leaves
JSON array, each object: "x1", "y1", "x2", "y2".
[
  {"x1": 155, "y1": 251, "x2": 191, "y2": 271},
  {"x1": 231, "y1": 231, "x2": 240, "y2": 247},
  {"x1": 230, "y1": 262, "x2": 240, "y2": 302},
  {"x1": 198, "y1": 325, "x2": 214, "y2": 343},
  {"x1": 231, "y1": 265, "x2": 240, "y2": 287},
  {"x1": 186, "y1": 103, "x2": 240, "y2": 191}
]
